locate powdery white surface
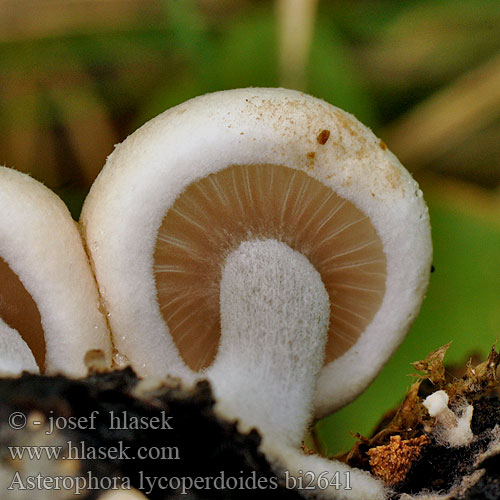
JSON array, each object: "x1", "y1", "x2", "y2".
[
  {"x1": 207, "y1": 239, "x2": 329, "y2": 447},
  {"x1": 424, "y1": 391, "x2": 474, "y2": 447},
  {"x1": 264, "y1": 441, "x2": 388, "y2": 500},
  {"x1": 0, "y1": 166, "x2": 112, "y2": 376},
  {"x1": 0, "y1": 322, "x2": 39, "y2": 375},
  {"x1": 423, "y1": 390, "x2": 449, "y2": 417},
  {"x1": 81, "y1": 87, "x2": 432, "y2": 414},
  {"x1": 446, "y1": 405, "x2": 474, "y2": 447}
]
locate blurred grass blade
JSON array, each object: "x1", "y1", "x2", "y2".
[
  {"x1": 0, "y1": 0, "x2": 163, "y2": 42},
  {"x1": 276, "y1": 0, "x2": 318, "y2": 90},
  {"x1": 1, "y1": 77, "x2": 61, "y2": 186},
  {"x1": 162, "y1": 0, "x2": 208, "y2": 61},
  {"x1": 383, "y1": 53, "x2": 500, "y2": 170},
  {"x1": 214, "y1": 7, "x2": 279, "y2": 90},
  {"x1": 45, "y1": 53, "x2": 119, "y2": 186},
  {"x1": 307, "y1": 19, "x2": 376, "y2": 126},
  {"x1": 2, "y1": 79, "x2": 39, "y2": 173},
  {"x1": 355, "y1": 0, "x2": 500, "y2": 90}
]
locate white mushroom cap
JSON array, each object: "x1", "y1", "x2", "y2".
[
  {"x1": 81, "y1": 87, "x2": 431, "y2": 416},
  {"x1": 423, "y1": 390, "x2": 449, "y2": 417},
  {"x1": 0, "y1": 166, "x2": 112, "y2": 376}
]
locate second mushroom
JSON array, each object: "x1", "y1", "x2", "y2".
[{"x1": 80, "y1": 88, "x2": 432, "y2": 499}]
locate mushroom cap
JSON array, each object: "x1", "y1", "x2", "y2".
[
  {"x1": 81, "y1": 88, "x2": 432, "y2": 417},
  {"x1": 0, "y1": 166, "x2": 112, "y2": 376},
  {"x1": 423, "y1": 390, "x2": 450, "y2": 417}
]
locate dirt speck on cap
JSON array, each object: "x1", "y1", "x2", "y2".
[{"x1": 317, "y1": 130, "x2": 330, "y2": 145}]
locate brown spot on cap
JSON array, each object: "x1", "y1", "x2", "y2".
[
  {"x1": 379, "y1": 140, "x2": 387, "y2": 150},
  {"x1": 306, "y1": 152, "x2": 315, "y2": 159},
  {"x1": 317, "y1": 130, "x2": 330, "y2": 145}
]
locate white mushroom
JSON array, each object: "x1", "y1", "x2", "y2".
[
  {"x1": 423, "y1": 390, "x2": 474, "y2": 447},
  {"x1": 0, "y1": 166, "x2": 112, "y2": 376},
  {"x1": 80, "y1": 88, "x2": 432, "y2": 498}
]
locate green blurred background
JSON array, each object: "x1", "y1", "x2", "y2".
[{"x1": 1, "y1": 0, "x2": 499, "y2": 455}]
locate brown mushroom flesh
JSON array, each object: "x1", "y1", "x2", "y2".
[{"x1": 0, "y1": 257, "x2": 45, "y2": 369}]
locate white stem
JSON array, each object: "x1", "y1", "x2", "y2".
[
  {"x1": 207, "y1": 239, "x2": 330, "y2": 447},
  {"x1": 266, "y1": 442, "x2": 388, "y2": 500}
]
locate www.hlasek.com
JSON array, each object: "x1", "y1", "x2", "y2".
[{"x1": 8, "y1": 440, "x2": 179, "y2": 461}]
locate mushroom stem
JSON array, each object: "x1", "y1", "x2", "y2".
[{"x1": 207, "y1": 239, "x2": 330, "y2": 446}]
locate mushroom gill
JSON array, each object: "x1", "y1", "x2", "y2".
[
  {"x1": 0, "y1": 256, "x2": 45, "y2": 370},
  {"x1": 154, "y1": 163, "x2": 386, "y2": 372}
]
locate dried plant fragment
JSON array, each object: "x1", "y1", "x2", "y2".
[
  {"x1": 367, "y1": 435, "x2": 429, "y2": 485},
  {"x1": 412, "y1": 342, "x2": 451, "y2": 385},
  {"x1": 344, "y1": 343, "x2": 500, "y2": 499}
]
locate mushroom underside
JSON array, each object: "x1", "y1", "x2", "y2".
[
  {"x1": 0, "y1": 256, "x2": 45, "y2": 371},
  {"x1": 154, "y1": 163, "x2": 387, "y2": 372}
]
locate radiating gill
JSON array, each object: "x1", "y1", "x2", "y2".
[
  {"x1": 154, "y1": 164, "x2": 387, "y2": 372},
  {"x1": 0, "y1": 257, "x2": 45, "y2": 370}
]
